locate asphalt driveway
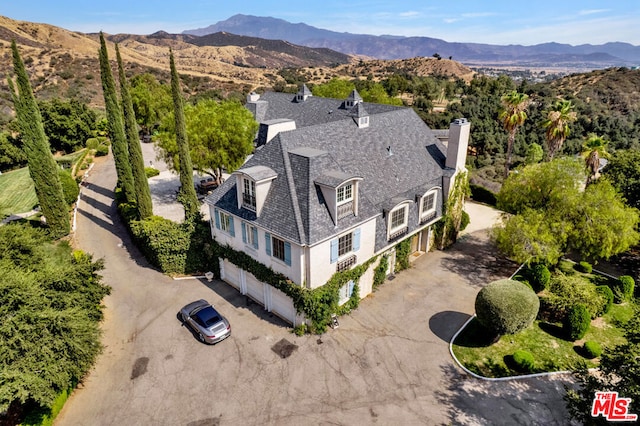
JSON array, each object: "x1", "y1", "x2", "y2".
[{"x1": 57, "y1": 153, "x2": 572, "y2": 425}]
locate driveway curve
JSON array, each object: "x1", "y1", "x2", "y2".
[{"x1": 56, "y1": 153, "x2": 572, "y2": 425}]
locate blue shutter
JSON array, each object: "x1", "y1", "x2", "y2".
[
  {"x1": 330, "y1": 239, "x2": 338, "y2": 263},
  {"x1": 348, "y1": 280, "x2": 355, "y2": 297},
  {"x1": 353, "y1": 228, "x2": 361, "y2": 251},
  {"x1": 214, "y1": 209, "x2": 220, "y2": 229},
  {"x1": 252, "y1": 227, "x2": 259, "y2": 249},
  {"x1": 265, "y1": 233, "x2": 271, "y2": 256},
  {"x1": 241, "y1": 222, "x2": 247, "y2": 243},
  {"x1": 284, "y1": 242, "x2": 291, "y2": 266},
  {"x1": 229, "y1": 217, "x2": 235, "y2": 237}
]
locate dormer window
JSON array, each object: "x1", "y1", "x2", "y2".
[
  {"x1": 336, "y1": 183, "x2": 354, "y2": 219},
  {"x1": 419, "y1": 189, "x2": 438, "y2": 223},
  {"x1": 242, "y1": 178, "x2": 256, "y2": 211},
  {"x1": 387, "y1": 202, "x2": 411, "y2": 240}
]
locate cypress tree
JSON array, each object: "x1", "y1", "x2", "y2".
[
  {"x1": 115, "y1": 43, "x2": 153, "y2": 219},
  {"x1": 169, "y1": 49, "x2": 199, "y2": 222},
  {"x1": 98, "y1": 32, "x2": 135, "y2": 204},
  {"x1": 9, "y1": 41, "x2": 70, "y2": 238}
]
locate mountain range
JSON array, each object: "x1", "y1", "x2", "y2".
[{"x1": 184, "y1": 14, "x2": 640, "y2": 68}]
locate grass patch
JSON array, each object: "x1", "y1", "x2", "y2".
[
  {"x1": 0, "y1": 167, "x2": 38, "y2": 217},
  {"x1": 452, "y1": 303, "x2": 632, "y2": 378}
]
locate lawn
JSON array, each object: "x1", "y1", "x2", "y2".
[
  {"x1": 452, "y1": 288, "x2": 635, "y2": 378},
  {"x1": 0, "y1": 149, "x2": 88, "y2": 219},
  {"x1": 0, "y1": 167, "x2": 38, "y2": 218}
]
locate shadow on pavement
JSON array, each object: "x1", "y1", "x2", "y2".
[
  {"x1": 442, "y1": 231, "x2": 518, "y2": 288},
  {"x1": 429, "y1": 311, "x2": 472, "y2": 342}
]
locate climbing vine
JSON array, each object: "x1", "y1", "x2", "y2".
[
  {"x1": 394, "y1": 239, "x2": 412, "y2": 272},
  {"x1": 434, "y1": 170, "x2": 470, "y2": 249}
]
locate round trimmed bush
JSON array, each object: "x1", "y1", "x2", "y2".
[
  {"x1": 595, "y1": 285, "x2": 614, "y2": 316},
  {"x1": 95, "y1": 144, "x2": 109, "y2": 156},
  {"x1": 583, "y1": 341, "x2": 602, "y2": 359},
  {"x1": 617, "y1": 276, "x2": 635, "y2": 302},
  {"x1": 529, "y1": 263, "x2": 551, "y2": 292},
  {"x1": 512, "y1": 349, "x2": 535, "y2": 372},
  {"x1": 576, "y1": 261, "x2": 593, "y2": 273},
  {"x1": 459, "y1": 210, "x2": 470, "y2": 232},
  {"x1": 564, "y1": 303, "x2": 591, "y2": 341},
  {"x1": 475, "y1": 279, "x2": 540, "y2": 336}
]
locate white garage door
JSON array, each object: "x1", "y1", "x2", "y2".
[
  {"x1": 245, "y1": 273, "x2": 265, "y2": 305},
  {"x1": 270, "y1": 286, "x2": 297, "y2": 325},
  {"x1": 222, "y1": 259, "x2": 240, "y2": 290}
]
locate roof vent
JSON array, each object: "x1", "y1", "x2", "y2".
[{"x1": 387, "y1": 145, "x2": 393, "y2": 156}]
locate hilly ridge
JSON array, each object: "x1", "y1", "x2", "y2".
[{"x1": 185, "y1": 14, "x2": 640, "y2": 67}]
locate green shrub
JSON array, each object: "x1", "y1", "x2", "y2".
[
  {"x1": 85, "y1": 137, "x2": 100, "y2": 150},
  {"x1": 541, "y1": 274, "x2": 607, "y2": 320},
  {"x1": 564, "y1": 304, "x2": 591, "y2": 341},
  {"x1": 95, "y1": 144, "x2": 109, "y2": 156},
  {"x1": 583, "y1": 341, "x2": 602, "y2": 359},
  {"x1": 557, "y1": 260, "x2": 575, "y2": 275},
  {"x1": 595, "y1": 285, "x2": 614, "y2": 316},
  {"x1": 469, "y1": 184, "x2": 497, "y2": 206},
  {"x1": 58, "y1": 170, "x2": 79, "y2": 206},
  {"x1": 145, "y1": 167, "x2": 160, "y2": 178},
  {"x1": 475, "y1": 279, "x2": 540, "y2": 336},
  {"x1": 292, "y1": 324, "x2": 307, "y2": 336},
  {"x1": 459, "y1": 210, "x2": 470, "y2": 231},
  {"x1": 512, "y1": 349, "x2": 535, "y2": 372},
  {"x1": 576, "y1": 261, "x2": 592, "y2": 273},
  {"x1": 394, "y1": 239, "x2": 411, "y2": 272},
  {"x1": 529, "y1": 263, "x2": 551, "y2": 292},
  {"x1": 613, "y1": 276, "x2": 635, "y2": 303}
]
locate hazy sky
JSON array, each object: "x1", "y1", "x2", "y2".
[{"x1": 3, "y1": 1, "x2": 639, "y2": 46}]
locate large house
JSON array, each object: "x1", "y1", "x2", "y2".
[{"x1": 205, "y1": 86, "x2": 469, "y2": 324}]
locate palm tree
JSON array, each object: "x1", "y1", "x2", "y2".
[
  {"x1": 542, "y1": 99, "x2": 577, "y2": 160},
  {"x1": 582, "y1": 134, "x2": 609, "y2": 186},
  {"x1": 499, "y1": 90, "x2": 531, "y2": 177}
]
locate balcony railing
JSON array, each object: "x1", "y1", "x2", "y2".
[
  {"x1": 336, "y1": 255, "x2": 357, "y2": 272},
  {"x1": 337, "y1": 201, "x2": 354, "y2": 219},
  {"x1": 420, "y1": 210, "x2": 437, "y2": 224}
]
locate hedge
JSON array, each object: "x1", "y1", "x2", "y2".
[
  {"x1": 564, "y1": 304, "x2": 591, "y2": 341},
  {"x1": 469, "y1": 184, "x2": 497, "y2": 206},
  {"x1": 475, "y1": 279, "x2": 540, "y2": 336}
]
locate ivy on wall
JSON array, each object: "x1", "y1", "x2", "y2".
[{"x1": 434, "y1": 170, "x2": 470, "y2": 249}]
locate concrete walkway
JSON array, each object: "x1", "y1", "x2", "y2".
[{"x1": 56, "y1": 153, "x2": 573, "y2": 425}]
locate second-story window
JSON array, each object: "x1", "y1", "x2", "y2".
[
  {"x1": 243, "y1": 178, "x2": 256, "y2": 210},
  {"x1": 390, "y1": 207, "x2": 407, "y2": 230},
  {"x1": 338, "y1": 232, "x2": 353, "y2": 257},
  {"x1": 337, "y1": 183, "x2": 353, "y2": 204}
]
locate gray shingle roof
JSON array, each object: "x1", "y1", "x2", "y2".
[{"x1": 208, "y1": 91, "x2": 450, "y2": 249}]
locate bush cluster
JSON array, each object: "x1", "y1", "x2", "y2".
[
  {"x1": 95, "y1": 144, "x2": 109, "y2": 156},
  {"x1": 475, "y1": 279, "x2": 540, "y2": 336},
  {"x1": 576, "y1": 261, "x2": 593, "y2": 273},
  {"x1": 539, "y1": 274, "x2": 608, "y2": 322},
  {"x1": 564, "y1": 304, "x2": 591, "y2": 341},
  {"x1": 557, "y1": 260, "x2": 575, "y2": 275},
  {"x1": 612, "y1": 275, "x2": 635, "y2": 303},
  {"x1": 145, "y1": 167, "x2": 160, "y2": 178},
  {"x1": 583, "y1": 341, "x2": 602, "y2": 359},
  {"x1": 512, "y1": 350, "x2": 535, "y2": 372},
  {"x1": 469, "y1": 184, "x2": 497, "y2": 206},
  {"x1": 58, "y1": 170, "x2": 79, "y2": 206}
]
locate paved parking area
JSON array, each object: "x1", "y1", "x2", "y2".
[{"x1": 59, "y1": 154, "x2": 572, "y2": 425}]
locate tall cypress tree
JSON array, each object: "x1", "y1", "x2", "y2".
[
  {"x1": 169, "y1": 49, "x2": 199, "y2": 222},
  {"x1": 115, "y1": 43, "x2": 153, "y2": 219},
  {"x1": 9, "y1": 41, "x2": 70, "y2": 238},
  {"x1": 98, "y1": 32, "x2": 135, "y2": 204}
]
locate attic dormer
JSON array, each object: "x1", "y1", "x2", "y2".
[
  {"x1": 348, "y1": 102, "x2": 369, "y2": 128},
  {"x1": 296, "y1": 84, "x2": 312, "y2": 103},
  {"x1": 314, "y1": 171, "x2": 363, "y2": 225},
  {"x1": 234, "y1": 165, "x2": 278, "y2": 217},
  {"x1": 345, "y1": 89, "x2": 363, "y2": 108}
]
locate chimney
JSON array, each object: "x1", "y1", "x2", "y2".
[
  {"x1": 445, "y1": 118, "x2": 470, "y2": 171},
  {"x1": 247, "y1": 92, "x2": 260, "y2": 103}
]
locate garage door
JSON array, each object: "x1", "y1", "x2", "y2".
[
  {"x1": 221, "y1": 259, "x2": 240, "y2": 290},
  {"x1": 270, "y1": 286, "x2": 297, "y2": 325},
  {"x1": 246, "y1": 273, "x2": 265, "y2": 305}
]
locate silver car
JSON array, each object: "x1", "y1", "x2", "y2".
[{"x1": 179, "y1": 299, "x2": 231, "y2": 344}]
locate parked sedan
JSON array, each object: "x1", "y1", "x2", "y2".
[{"x1": 179, "y1": 299, "x2": 231, "y2": 344}]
